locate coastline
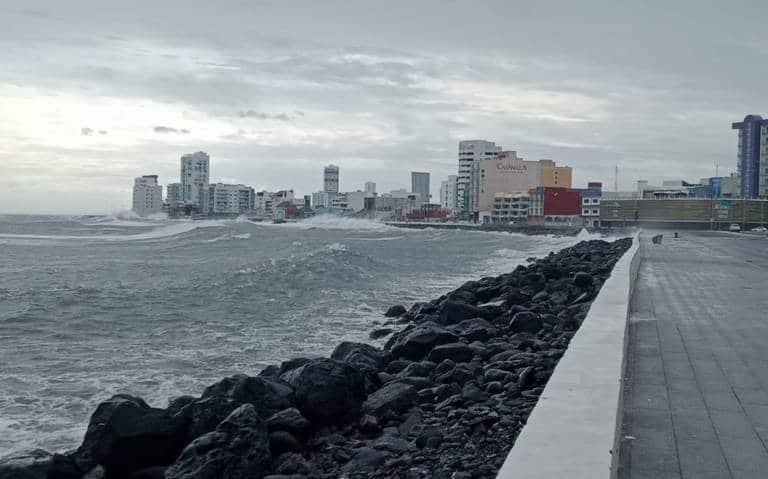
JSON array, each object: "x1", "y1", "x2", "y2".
[
  {"x1": 386, "y1": 222, "x2": 600, "y2": 237},
  {"x1": 1, "y1": 237, "x2": 632, "y2": 479}
]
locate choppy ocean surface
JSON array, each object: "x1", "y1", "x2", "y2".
[{"x1": 0, "y1": 214, "x2": 600, "y2": 456}]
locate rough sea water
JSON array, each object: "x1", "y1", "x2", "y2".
[{"x1": 0, "y1": 214, "x2": 601, "y2": 456}]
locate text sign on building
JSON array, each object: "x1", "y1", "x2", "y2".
[{"x1": 496, "y1": 162, "x2": 529, "y2": 174}]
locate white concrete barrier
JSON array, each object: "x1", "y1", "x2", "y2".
[{"x1": 497, "y1": 234, "x2": 641, "y2": 479}]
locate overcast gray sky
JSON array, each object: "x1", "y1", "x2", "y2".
[{"x1": 1, "y1": 0, "x2": 765, "y2": 214}]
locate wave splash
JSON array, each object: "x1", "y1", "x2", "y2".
[{"x1": 272, "y1": 215, "x2": 397, "y2": 232}]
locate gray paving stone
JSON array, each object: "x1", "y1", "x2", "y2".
[
  {"x1": 731, "y1": 470, "x2": 768, "y2": 479},
  {"x1": 632, "y1": 384, "x2": 670, "y2": 410},
  {"x1": 702, "y1": 389, "x2": 742, "y2": 411},
  {"x1": 676, "y1": 438, "x2": 729, "y2": 474},
  {"x1": 743, "y1": 404, "x2": 768, "y2": 430},
  {"x1": 630, "y1": 444, "x2": 680, "y2": 472},
  {"x1": 719, "y1": 437, "x2": 768, "y2": 473},
  {"x1": 626, "y1": 407, "x2": 675, "y2": 431},
  {"x1": 672, "y1": 411, "x2": 718, "y2": 442},
  {"x1": 710, "y1": 410, "x2": 760, "y2": 439},
  {"x1": 632, "y1": 468, "x2": 683, "y2": 479},
  {"x1": 629, "y1": 425, "x2": 676, "y2": 450},
  {"x1": 733, "y1": 387, "x2": 768, "y2": 406}
]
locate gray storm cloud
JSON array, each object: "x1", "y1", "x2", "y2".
[{"x1": 0, "y1": 0, "x2": 765, "y2": 214}]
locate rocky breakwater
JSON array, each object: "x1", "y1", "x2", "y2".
[{"x1": 1, "y1": 238, "x2": 632, "y2": 479}]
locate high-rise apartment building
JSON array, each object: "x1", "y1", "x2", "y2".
[
  {"x1": 440, "y1": 175, "x2": 458, "y2": 212},
  {"x1": 732, "y1": 114, "x2": 768, "y2": 198},
  {"x1": 364, "y1": 181, "x2": 377, "y2": 196},
  {"x1": 166, "y1": 182, "x2": 182, "y2": 204},
  {"x1": 207, "y1": 183, "x2": 255, "y2": 214},
  {"x1": 411, "y1": 172, "x2": 430, "y2": 203},
  {"x1": 457, "y1": 140, "x2": 501, "y2": 214},
  {"x1": 181, "y1": 151, "x2": 210, "y2": 212},
  {"x1": 324, "y1": 165, "x2": 340, "y2": 193},
  {"x1": 132, "y1": 175, "x2": 163, "y2": 216}
]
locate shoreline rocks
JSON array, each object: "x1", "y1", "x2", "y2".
[{"x1": 1, "y1": 238, "x2": 631, "y2": 479}]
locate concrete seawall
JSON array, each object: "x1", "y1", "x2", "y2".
[{"x1": 497, "y1": 233, "x2": 641, "y2": 479}]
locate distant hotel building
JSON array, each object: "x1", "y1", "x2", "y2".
[
  {"x1": 166, "y1": 182, "x2": 182, "y2": 204},
  {"x1": 132, "y1": 175, "x2": 163, "y2": 216},
  {"x1": 457, "y1": 140, "x2": 502, "y2": 215},
  {"x1": 732, "y1": 114, "x2": 768, "y2": 198},
  {"x1": 468, "y1": 151, "x2": 572, "y2": 216},
  {"x1": 365, "y1": 181, "x2": 377, "y2": 196},
  {"x1": 181, "y1": 152, "x2": 210, "y2": 212},
  {"x1": 440, "y1": 175, "x2": 458, "y2": 212},
  {"x1": 324, "y1": 165, "x2": 340, "y2": 193},
  {"x1": 411, "y1": 172, "x2": 430, "y2": 204},
  {"x1": 208, "y1": 183, "x2": 255, "y2": 214}
]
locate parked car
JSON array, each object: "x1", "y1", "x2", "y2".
[
  {"x1": 751, "y1": 226, "x2": 767, "y2": 232},
  {"x1": 729, "y1": 224, "x2": 741, "y2": 232}
]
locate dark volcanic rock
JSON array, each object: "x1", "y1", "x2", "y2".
[
  {"x1": 188, "y1": 375, "x2": 293, "y2": 439},
  {"x1": 330, "y1": 341, "x2": 384, "y2": 392},
  {"x1": 504, "y1": 288, "x2": 530, "y2": 307},
  {"x1": 449, "y1": 318, "x2": 499, "y2": 342},
  {"x1": 0, "y1": 449, "x2": 53, "y2": 479},
  {"x1": 388, "y1": 322, "x2": 458, "y2": 360},
  {"x1": 438, "y1": 301, "x2": 484, "y2": 325},
  {"x1": 384, "y1": 359, "x2": 412, "y2": 374},
  {"x1": 127, "y1": 466, "x2": 166, "y2": 478},
  {"x1": 269, "y1": 431, "x2": 302, "y2": 455},
  {"x1": 573, "y1": 271, "x2": 593, "y2": 287},
  {"x1": 385, "y1": 305, "x2": 407, "y2": 317},
  {"x1": 265, "y1": 408, "x2": 310, "y2": 436},
  {"x1": 277, "y1": 357, "x2": 314, "y2": 375},
  {"x1": 342, "y1": 447, "x2": 385, "y2": 473},
  {"x1": 518, "y1": 366, "x2": 537, "y2": 390},
  {"x1": 282, "y1": 358, "x2": 366, "y2": 425},
  {"x1": 165, "y1": 404, "x2": 271, "y2": 479},
  {"x1": 396, "y1": 361, "x2": 435, "y2": 378},
  {"x1": 427, "y1": 342, "x2": 474, "y2": 363},
  {"x1": 369, "y1": 327, "x2": 394, "y2": 340},
  {"x1": 71, "y1": 394, "x2": 188, "y2": 475},
  {"x1": 508, "y1": 311, "x2": 543, "y2": 334},
  {"x1": 362, "y1": 382, "x2": 418, "y2": 417}
]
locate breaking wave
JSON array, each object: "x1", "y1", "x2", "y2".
[
  {"x1": 272, "y1": 215, "x2": 397, "y2": 232},
  {"x1": 0, "y1": 219, "x2": 227, "y2": 242}
]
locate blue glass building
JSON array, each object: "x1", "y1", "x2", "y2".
[{"x1": 732, "y1": 114, "x2": 768, "y2": 198}]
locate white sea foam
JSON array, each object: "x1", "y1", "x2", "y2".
[
  {"x1": 272, "y1": 215, "x2": 397, "y2": 232},
  {"x1": 326, "y1": 242, "x2": 348, "y2": 252},
  {"x1": 82, "y1": 211, "x2": 169, "y2": 227},
  {"x1": 204, "y1": 232, "x2": 252, "y2": 243},
  {"x1": 0, "y1": 220, "x2": 226, "y2": 242},
  {"x1": 347, "y1": 235, "x2": 405, "y2": 241}
]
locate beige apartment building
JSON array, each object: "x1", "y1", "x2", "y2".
[
  {"x1": 539, "y1": 159, "x2": 572, "y2": 188},
  {"x1": 469, "y1": 151, "x2": 572, "y2": 215}
]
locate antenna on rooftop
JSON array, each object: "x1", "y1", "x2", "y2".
[{"x1": 614, "y1": 165, "x2": 619, "y2": 192}]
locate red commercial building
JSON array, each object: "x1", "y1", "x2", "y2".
[
  {"x1": 543, "y1": 187, "x2": 582, "y2": 216},
  {"x1": 527, "y1": 186, "x2": 583, "y2": 226}
]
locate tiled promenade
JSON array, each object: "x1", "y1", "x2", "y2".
[{"x1": 618, "y1": 231, "x2": 768, "y2": 479}]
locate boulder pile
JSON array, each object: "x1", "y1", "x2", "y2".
[{"x1": 0, "y1": 238, "x2": 632, "y2": 479}]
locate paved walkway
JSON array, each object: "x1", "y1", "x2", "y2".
[{"x1": 618, "y1": 231, "x2": 768, "y2": 479}]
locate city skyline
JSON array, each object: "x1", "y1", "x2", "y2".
[{"x1": 2, "y1": 1, "x2": 767, "y2": 214}]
